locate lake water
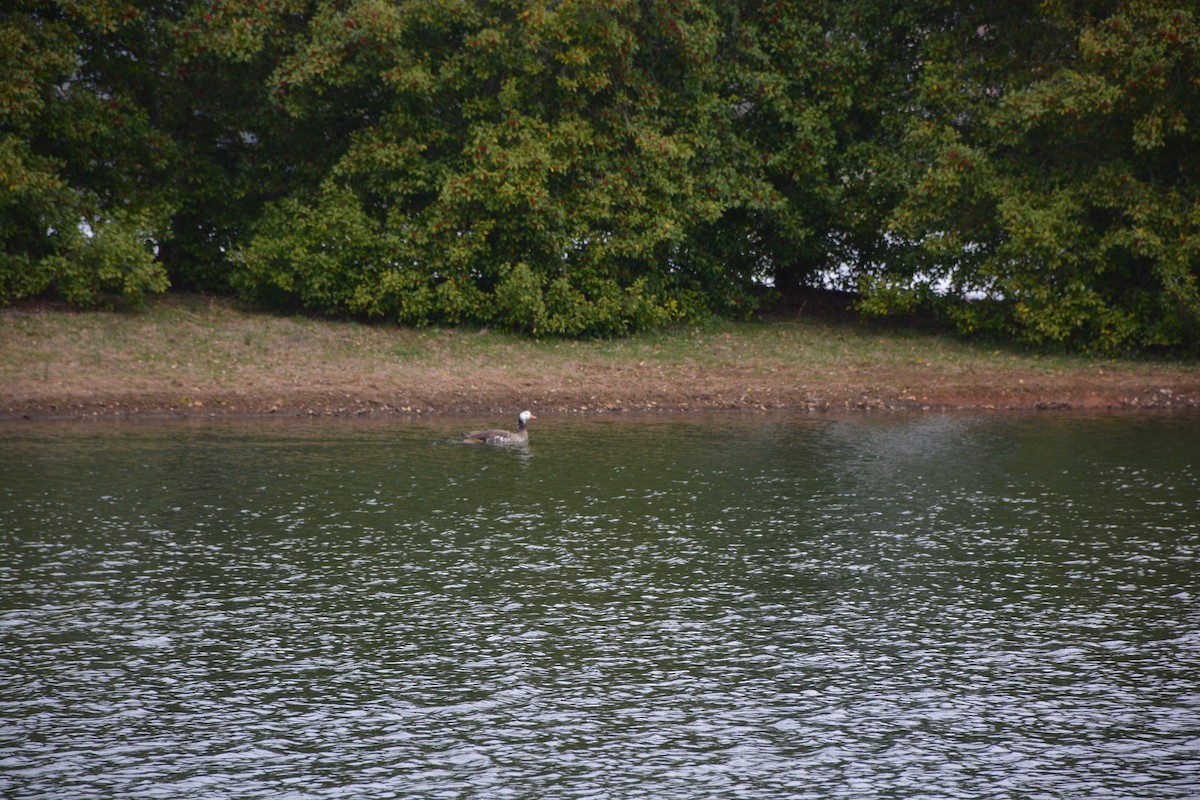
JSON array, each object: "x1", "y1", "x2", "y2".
[{"x1": 1, "y1": 412, "x2": 1198, "y2": 799}]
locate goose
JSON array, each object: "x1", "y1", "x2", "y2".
[{"x1": 463, "y1": 410, "x2": 536, "y2": 446}]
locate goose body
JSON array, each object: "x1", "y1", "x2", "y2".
[{"x1": 464, "y1": 410, "x2": 535, "y2": 446}]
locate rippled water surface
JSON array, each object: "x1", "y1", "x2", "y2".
[{"x1": 2, "y1": 412, "x2": 1199, "y2": 799}]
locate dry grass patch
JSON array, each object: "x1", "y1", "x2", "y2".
[{"x1": 2, "y1": 293, "x2": 1197, "y2": 417}]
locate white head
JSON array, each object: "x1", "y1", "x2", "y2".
[{"x1": 519, "y1": 410, "x2": 535, "y2": 424}]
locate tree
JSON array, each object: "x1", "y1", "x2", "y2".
[
  {"x1": 5, "y1": 0, "x2": 1196, "y2": 352},
  {"x1": 148, "y1": 0, "x2": 316, "y2": 291},
  {"x1": 235, "y1": 0, "x2": 762, "y2": 334},
  {"x1": 1, "y1": 0, "x2": 319, "y2": 302},
  {"x1": 1, "y1": 0, "x2": 169, "y2": 306},
  {"x1": 875, "y1": 1, "x2": 1200, "y2": 351},
  {"x1": 698, "y1": 1, "x2": 922, "y2": 298}
]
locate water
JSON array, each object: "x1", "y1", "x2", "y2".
[{"x1": 2, "y1": 412, "x2": 1198, "y2": 799}]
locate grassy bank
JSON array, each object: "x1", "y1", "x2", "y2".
[{"x1": 2, "y1": 294, "x2": 1197, "y2": 418}]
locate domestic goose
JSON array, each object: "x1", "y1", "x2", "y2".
[{"x1": 463, "y1": 410, "x2": 536, "y2": 446}]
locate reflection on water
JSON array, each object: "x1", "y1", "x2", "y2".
[{"x1": 2, "y1": 413, "x2": 1198, "y2": 799}]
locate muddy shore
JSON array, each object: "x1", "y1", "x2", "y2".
[
  {"x1": 3, "y1": 297, "x2": 1198, "y2": 420},
  {"x1": 6, "y1": 365, "x2": 1199, "y2": 420}
]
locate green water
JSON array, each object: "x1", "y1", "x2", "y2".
[{"x1": 2, "y1": 413, "x2": 1198, "y2": 799}]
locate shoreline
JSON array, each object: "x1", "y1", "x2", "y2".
[
  {"x1": 4, "y1": 295, "x2": 1198, "y2": 421},
  {"x1": 5, "y1": 376, "x2": 1199, "y2": 421}
]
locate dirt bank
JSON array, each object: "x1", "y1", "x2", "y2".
[
  {"x1": 3, "y1": 296, "x2": 1198, "y2": 419},
  {"x1": 6, "y1": 358, "x2": 1199, "y2": 420}
]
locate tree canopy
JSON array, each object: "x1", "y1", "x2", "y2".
[{"x1": 3, "y1": 0, "x2": 1198, "y2": 350}]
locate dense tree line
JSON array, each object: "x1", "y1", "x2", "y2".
[{"x1": 3, "y1": 0, "x2": 1197, "y2": 350}]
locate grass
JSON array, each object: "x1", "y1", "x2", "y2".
[
  {"x1": 0, "y1": 293, "x2": 1169, "y2": 381},
  {"x1": 1, "y1": 292, "x2": 1196, "y2": 416}
]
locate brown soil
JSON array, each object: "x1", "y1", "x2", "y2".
[
  {"x1": 2, "y1": 298, "x2": 1198, "y2": 420},
  {"x1": 7, "y1": 355, "x2": 1199, "y2": 421}
]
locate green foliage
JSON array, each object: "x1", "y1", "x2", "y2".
[
  {"x1": 1, "y1": 1, "x2": 177, "y2": 305},
  {"x1": 0, "y1": 5, "x2": 169, "y2": 309},
  {"x1": 233, "y1": 0, "x2": 751, "y2": 335},
  {"x1": 48, "y1": 211, "x2": 170, "y2": 308},
  {"x1": 4, "y1": 0, "x2": 1197, "y2": 351},
  {"x1": 0, "y1": 195, "x2": 168, "y2": 309},
  {"x1": 1, "y1": 0, "x2": 312, "y2": 300},
  {"x1": 879, "y1": 1, "x2": 1200, "y2": 352},
  {"x1": 493, "y1": 262, "x2": 546, "y2": 334}
]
